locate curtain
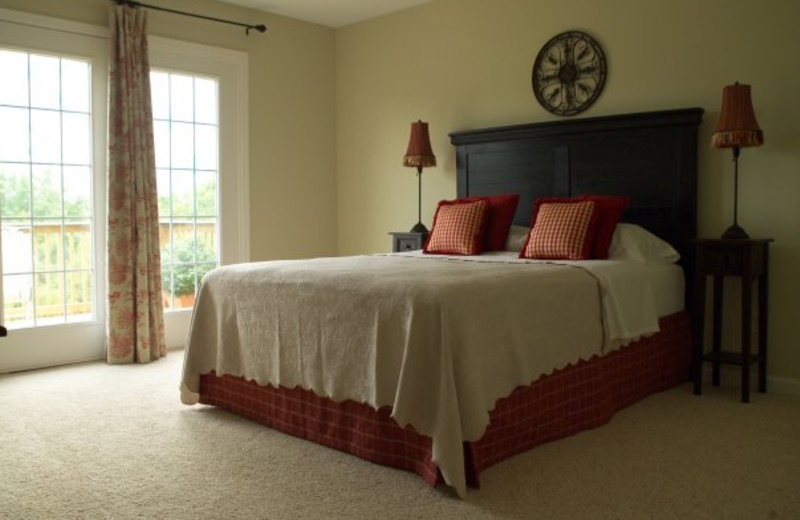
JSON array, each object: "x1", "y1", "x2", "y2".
[{"x1": 106, "y1": 5, "x2": 166, "y2": 364}]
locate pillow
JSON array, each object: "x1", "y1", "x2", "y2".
[
  {"x1": 520, "y1": 200, "x2": 598, "y2": 260},
  {"x1": 608, "y1": 223, "x2": 680, "y2": 263},
  {"x1": 578, "y1": 195, "x2": 630, "y2": 258},
  {"x1": 505, "y1": 225, "x2": 530, "y2": 251},
  {"x1": 423, "y1": 198, "x2": 489, "y2": 255},
  {"x1": 461, "y1": 194, "x2": 520, "y2": 251}
]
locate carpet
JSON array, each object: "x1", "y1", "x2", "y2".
[{"x1": 1, "y1": 351, "x2": 798, "y2": 519}]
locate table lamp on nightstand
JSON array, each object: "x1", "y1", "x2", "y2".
[
  {"x1": 711, "y1": 82, "x2": 764, "y2": 240},
  {"x1": 403, "y1": 120, "x2": 436, "y2": 233}
]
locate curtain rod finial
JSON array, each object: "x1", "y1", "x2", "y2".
[{"x1": 246, "y1": 24, "x2": 267, "y2": 35}]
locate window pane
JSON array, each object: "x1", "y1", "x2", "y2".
[
  {"x1": 0, "y1": 107, "x2": 30, "y2": 162},
  {"x1": 65, "y1": 270, "x2": 92, "y2": 322},
  {"x1": 196, "y1": 226, "x2": 217, "y2": 263},
  {"x1": 35, "y1": 271, "x2": 64, "y2": 323},
  {"x1": 150, "y1": 71, "x2": 169, "y2": 120},
  {"x1": 3, "y1": 274, "x2": 34, "y2": 327},
  {"x1": 61, "y1": 59, "x2": 90, "y2": 113},
  {"x1": 1, "y1": 49, "x2": 94, "y2": 329},
  {"x1": 29, "y1": 54, "x2": 60, "y2": 109},
  {"x1": 194, "y1": 77, "x2": 217, "y2": 124},
  {"x1": 171, "y1": 222, "x2": 195, "y2": 262},
  {"x1": 159, "y1": 222, "x2": 173, "y2": 264},
  {"x1": 157, "y1": 169, "x2": 171, "y2": 217},
  {"x1": 63, "y1": 166, "x2": 92, "y2": 218},
  {"x1": 171, "y1": 170, "x2": 194, "y2": 217},
  {"x1": 1, "y1": 221, "x2": 32, "y2": 275},
  {"x1": 170, "y1": 122, "x2": 193, "y2": 168},
  {"x1": 31, "y1": 109, "x2": 62, "y2": 164},
  {"x1": 169, "y1": 74, "x2": 193, "y2": 122},
  {"x1": 195, "y1": 124, "x2": 217, "y2": 170},
  {"x1": 63, "y1": 220, "x2": 91, "y2": 270},
  {"x1": 0, "y1": 49, "x2": 29, "y2": 106},
  {"x1": 33, "y1": 221, "x2": 62, "y2": 273},
  {"x1": 153, "y1": 120, "x2": 170, "y2": 168},
  {"x1": 195, "y1": 171, "x2": 217, "y2": 217},
  {"x1": 0, "y1": 163, "x2": 32, "y2": 218},
  {"x1": 32, "y1": 166, "x2": 63, "y2": 218},
  {"x1": 62, "y1": 112, "x2": 90, "y2": 165}
]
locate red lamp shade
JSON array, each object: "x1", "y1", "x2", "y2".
[
  {"x1": 711, "y1": 83, "x2": 764, "y2": 149},
  {"x1": 403, "y1": 120, "x2": 436, "y2": 168}
]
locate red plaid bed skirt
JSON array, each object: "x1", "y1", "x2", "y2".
[{"x1": 199, "y1": 311, "x2": 691, "y2": 489}]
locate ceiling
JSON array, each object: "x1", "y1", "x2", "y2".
[{"x1": 217, "y1": 0, "x2": 437, "y2": 28}]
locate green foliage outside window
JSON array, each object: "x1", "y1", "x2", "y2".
[{"x1": 163, "y1": 238, "x2": 217, "y2": 297}]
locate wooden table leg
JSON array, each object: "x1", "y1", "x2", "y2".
[
  {"x1": 712, "y1": 274, "x2": 723, "y2": 386},
  {"x1": 758, "y1": 257, "x2": 769, "y2": 393},
  {"x1": 741, "y1": 274, "x2": 752, "y2": 403},
  {"x1": 693, "y1": 272, "x2": 707, "y2": 395}
]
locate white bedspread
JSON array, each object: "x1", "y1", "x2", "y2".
[{"x1": 180, "y1": 252, "x2": 678, "y2": 496}]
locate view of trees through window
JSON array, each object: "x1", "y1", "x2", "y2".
[
  {"x1": 0, "y1": 49, "x2": 93, "y2": 328},
  {"x1": 0, "y1": 50, "x2": 220, "y2": 330},
  {"x1": 151, "y1": 69, "x2": 219, "y2": 310}
]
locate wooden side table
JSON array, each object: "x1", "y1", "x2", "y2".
[
  {"x1": 692, "y1": 238, "x2": 772, "y2": 402},
  {"x1": 389, "y1": 231, "x2": 428, "y2": 252}
]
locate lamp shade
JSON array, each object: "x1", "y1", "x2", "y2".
[
  {"x1": 403, "y1": 120, "x2": 436, "y2": 168},
  {"x1": 711, "y1": 83, "x2": 764, "y2": 149}
]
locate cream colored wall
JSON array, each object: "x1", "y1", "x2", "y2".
[
  {"x1": 335, "y1": 0, "x2": 800, "y2": 380},
  {"x1": 0, "y1": 0, "x2": 337, "y2": 261}
]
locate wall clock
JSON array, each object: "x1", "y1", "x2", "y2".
[{"x1": 532, "y1": 30, "x2": 607, "y2": 116}]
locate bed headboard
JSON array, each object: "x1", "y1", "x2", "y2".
[{"x1": 449, "y1": 108, "x2": 704, "y2": 269}]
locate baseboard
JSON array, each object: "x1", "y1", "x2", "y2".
[
  {"x1": 769, "y1": 375, "x2": 800, "y2": 396},
  {"x1": 706, "y1": 366, "x2": 800, "y2": 396}
]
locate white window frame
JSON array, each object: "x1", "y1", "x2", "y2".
[{"x1": 148, "y1": 36, "x2": 250, "y2": 348}]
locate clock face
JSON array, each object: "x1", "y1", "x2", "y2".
[{"x1": 532, "y1": 31, "x2": 607, "y2": 116}]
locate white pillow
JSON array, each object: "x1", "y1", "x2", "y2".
[
  {"x1": 608, "y1": 223, "x2": 680, "y2": 263},
  {"x1": 505, "y1": 225, "x2": 530, "y2": 252}
]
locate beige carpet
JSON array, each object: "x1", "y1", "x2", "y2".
[{"x1": 1, "y1": 351, "x2": 799, "y2": 520}]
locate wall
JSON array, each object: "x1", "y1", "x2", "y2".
[
  {"x1": 0, "y1": 0, "x2": 338, "y2": 261},
  {"x1": 335, "y1": 0, "x2": 800, "y2": 380}
]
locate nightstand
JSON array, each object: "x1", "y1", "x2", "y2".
[
  {"x1": 692, "y1": 238, "x2": 772, "y2": 402},
  {"x1": 389, "y1": 231, "x2": 428, "y2": 252}
]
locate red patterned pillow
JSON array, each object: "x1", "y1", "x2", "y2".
[
  {"x1": 460, "y1": 194, "x2": 520, "y2": 251},
  {"x1": 424, "y1": 198, "x2": 489, "y2": 255},
  {"x1": 520, "y1": 200, "x2": 598, "y2": 260},
  {"x1": 579, "y1": 195, "x2": 630, "y2": 259}
]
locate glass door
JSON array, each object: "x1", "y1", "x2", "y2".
[{"x1": 0, "y1": 20, "x2": 107, "y2": 372}]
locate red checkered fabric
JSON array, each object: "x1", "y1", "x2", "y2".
[
  {"x1": 423, "y1": 198, "x2": 488, "y2": 255},
  {"x1": 199, "y1": 312, "x2": 690, "y2": 491},
  {"x1": 521, "y1": 200, "x2": 597, "y2": 259}
]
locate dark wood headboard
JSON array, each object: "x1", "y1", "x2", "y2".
[{"x1": 449, "y1": 108, "x2": 704, "y2": 268}]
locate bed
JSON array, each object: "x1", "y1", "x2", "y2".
[{"x1": 181, "y1": 107, "x2": 704, "y2": 497}]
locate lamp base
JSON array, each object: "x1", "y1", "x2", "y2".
[
  {"x1": 410, "y1": 222, "x2": 428, "y2": 233},
  {"x1": 721, "y1": 224, "x2": 749, "y2": 240}
]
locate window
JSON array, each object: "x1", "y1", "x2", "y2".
[
  {"x1": 151, "y1": 70, "x2": 219, "y2": 310},
  {"x1": 0, "y1": 9, "x2": 248, "y2": 372},
  {"x1": 0, "y1": 49, "x2": 94, "y2": 329}
]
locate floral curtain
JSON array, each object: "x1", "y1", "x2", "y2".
[{"x1": 106, "y1": 5, "x2": 166, "y2": 364}]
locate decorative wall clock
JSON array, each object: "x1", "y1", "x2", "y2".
[{"x1": 532, "y1": 30, "x2": 607, "y2": 116}]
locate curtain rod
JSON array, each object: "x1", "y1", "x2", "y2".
[{"x1": 114, "y1": 0, "x2": 267, "y2": 34}]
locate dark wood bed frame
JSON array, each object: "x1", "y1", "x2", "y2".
[
  {"x1": 450, "y1": 108, "x2": 704, "y2": 297},
  {"x1": 199, "y1": 108, "x2": 704, "y2": 494}
]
